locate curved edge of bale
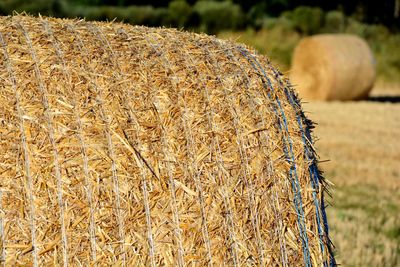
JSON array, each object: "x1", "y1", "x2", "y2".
[{"x1": 264, "y1": 64, "x2": 337, "y2": 266}]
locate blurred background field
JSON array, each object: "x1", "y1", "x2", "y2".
[
  {"x1": 306, "y1": 101, "x2": 400, "y2": 266},
  {"x1": 1, "y1": 0, "x2": 399, "y2": 266}
]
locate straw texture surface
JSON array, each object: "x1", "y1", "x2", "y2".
[
  {"x1": 0, "y1": 15, "x2": 335, "y2": 266},
  {"x1": 290, "y1": 34, "x2": 375, "y2": 101}
]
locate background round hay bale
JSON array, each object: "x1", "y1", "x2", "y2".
[
  {"x1": 0, "y1": 15, "x2": 335, "y2": 266},
  {"x1": 290, "y1": 34, "x2": 376, "y2": 101}
]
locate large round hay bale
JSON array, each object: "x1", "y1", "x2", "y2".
[
  {"x1": 290, "y1": 34, "x2": 375, "y2": 101},
  {"x1": 0, "y1": 15, "x2": 336, "y2": 266}
]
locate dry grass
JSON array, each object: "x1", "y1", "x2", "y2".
[{"x1": 305, "y1": 100, "x2": 400, "y2": 266}]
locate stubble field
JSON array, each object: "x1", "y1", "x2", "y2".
[{"x1": 304, "y1": 87, "x2": 400, "y2": 266}]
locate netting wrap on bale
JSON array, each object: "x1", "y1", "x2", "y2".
[
  {"x1": 0, "y1": 15, "x2": 335, "y2": 266},
  {"x1": 290, "y1": 34, "x2": 376, "y2": 101}
]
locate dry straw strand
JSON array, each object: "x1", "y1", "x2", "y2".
[{"x1": 0, "y1": 15, "x2": 336, "y2": 266}]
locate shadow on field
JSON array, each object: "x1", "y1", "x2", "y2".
[{"x1": 367, "y1": 96, "x2": 400, "y2": 103}]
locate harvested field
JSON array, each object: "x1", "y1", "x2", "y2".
[
  {"x1": 305, "y1": 95, "x2": 400, "y2": 266},
  {"x1": 0, "y1": 15, "x2": 335, "y2": 266}
]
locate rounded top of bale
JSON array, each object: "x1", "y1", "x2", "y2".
[
  {"x1": 0, "y1": 15, "x2": 335, "y2": 266},
  {"x1": 290, "y1": 34, "x2": 375, "y2": 101}
]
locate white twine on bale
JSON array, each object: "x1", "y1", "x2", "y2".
[
  {"x1": 17, "y1": 20, "x2": 69, "y2": 267},
  {"x1": 0, "y1": 31, "x2": 39, "y2": 267},
  {"x1": 40, "y1": 18, "x2": 98, "y2": 263},
  {"x1": 0, "y1": 188, "x2": 5, "y2": 266}
]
